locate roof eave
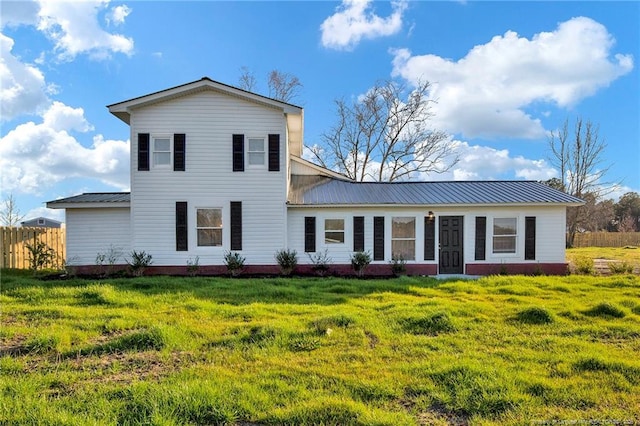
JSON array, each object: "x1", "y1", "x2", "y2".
[
  {"x1": 47, "y1": 202, "x2": 131, "y2": 209},
  {"x1": 287, "y1": 201, "x2": 584, "y2": 208}
]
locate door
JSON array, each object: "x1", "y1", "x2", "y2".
[{"x1": 439, "y1": 216, "x2": 464, "y2": 274}]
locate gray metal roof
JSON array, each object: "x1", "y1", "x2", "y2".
[
  {"x1": 47, "y1": 192, "x2": 131, "y2": 205},
  {"x1": 288, "y1": 175, "x2": 583, "y2": 206}
]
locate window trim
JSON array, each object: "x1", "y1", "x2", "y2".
[
  {"x1": 492, "y1": 217, "x2": 517, "y2": 255},
  {"x1": 391, "y1": 216, "x2": 416, "y2": 261},
  {"x1": 151, "y1": 134, "x2": 172, "y2": 168},
  {"x1": 247, "y1": 136, "x2": 266, "y2": 167},
  {"x1": 324, "y1": 218, "x2": 345, "y2": 244},
  {"x1": 196, "y1": 207, "x2": 223, "y2": 247}
]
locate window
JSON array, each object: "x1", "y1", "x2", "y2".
[
  {"x1": 197, "y1": 208, "x2": 222, "y2": 246},
  {"x1": 392, "y1": 217, "x2": 415, "y2": 260},
  {"x1": 248, "y1": 137, "x2": 265, "y2": 165},
  {"x1": 153, "y1": 136, "x2": 171, "y2": 167},
  {"x1": 493, "y1": 218, "x2": 517, "y2": 253},
  {"x1": 325, "y1": 219, "x2": 344, "y2": 244}
]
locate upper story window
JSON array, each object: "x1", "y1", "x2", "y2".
[
  {"x1": 493, "y1": 218, "x2": 517, "y2": 254},
  {"x1": 325, "y1": 219, "x2": 345, "y2": 244},
  {"x1": 248, "y1": 137, "x2": 265, "y2": 166},
  {"x1": 152, "y1": 136, "x2": 171, "y2": 167},
  {"x1": 392, "y1": 217, "x2": 416, "y2": 260}
]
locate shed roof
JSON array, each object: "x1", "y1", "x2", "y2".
[
  {"x1": 47, "y1": 192, "x2": 130, "y2": 209},
  {"x1": 288, "y1": 175, "x2": 583, "y2": 206}
]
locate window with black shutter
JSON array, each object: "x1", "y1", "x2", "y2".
[
  {"x1": 230, "y1": 202, "x2": 242, "y2": 251},
  {"x1": 268, "y1": 134, "x2": 280, "y2": 172},
  {"x1": 353, "y1": 216, "x2": 364, "y2": 252},
  {"x1": 304, "y1": 217, "x2": 316, "y2": 253},
  {"x1": 173, "y1": 133, "x2": 185, "y2": 171},
  {"x1": 424, "y1": 216, "x2": 435, "y2": 261},
  {"x1": 525, "y1": 217, "x2": 536, "y2": 260},
  {"x1": 232, "y1": 134, "x2": 244, "y2": 172},
  {"x1": 373, "y1": 216, "x2": 384, "y2": 261},
  {"x1": 475, "y1": 217, "x2": 486, "y2": 260},
  {"x1": 176, "y1": 202, "x2": 188, "y2": 251},
  {"x1": 138, "y1": 133, "x2": 150, "y2": 171}
]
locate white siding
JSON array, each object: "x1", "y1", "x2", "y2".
[
  {"x1": 129, "y1": 90, "x2": 288, "y2": 265},
  {"x1": 288, "y1": 205, "x2": 567, "y2": 266},
  {"x1": 66, "y1": 208, "x2": 131, "y2": 265}
]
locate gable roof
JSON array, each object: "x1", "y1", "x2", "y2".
[
  {"x1": 107, "y1": 77, "x2": 303, "y2": 124},
  {"x1": 288, "y1": 175, "x2": 584, "y2": 207},
  {"x1": 47, "y1": 192, "x2": 131, "y2": 209}
]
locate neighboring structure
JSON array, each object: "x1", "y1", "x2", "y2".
[
  {"x1": 47, "y1": 77, "x2": 583, "y2": 276},
  {"x1": 20, "y1": 217, "x2": 62, "y2": 228}
]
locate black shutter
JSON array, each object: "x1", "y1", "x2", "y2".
[
  {"x1": 232, "y1": 134, "x2": 244, "y2": 172},
  {"x1": 373, "y1": 216, "x2": 384, "y2": 261},
  {"x1": 268, "y1": 134, "x2": 280, "y2": 172},
  {"x1": 138, "y1": 133, "x2": 150, "y2": 171},
  {"x1": 176, "y1": 202, "x2": 188, "y2": 251},
  {"x1": 424, "y1": 216, "x2": 435, "y2": 261},
  {"x1": 230, "y1": 202, "x2": 242, "y2": 251},
  {"x1": 304, "y1": 217, "x2": 316, "y2": 253},
  {"x1": 353, "y1": 216, "x2": 364, "y2": 252},
  {"x1": 475, "y1": 217, "x2": 486, "y2": 261},
  {"x1": 174, "y1": 133, "x2": 185, "y2": 171},
  {"x1": 525, "y1": 216, "x2": 536, "y2": 260}
]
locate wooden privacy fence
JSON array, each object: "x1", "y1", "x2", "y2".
[
  {"x1": 572, "y1": 232, "x2": 640, "y2": 248},
  {"x1": 1, "y1": 227, "x2": 66, "y2": 270}
]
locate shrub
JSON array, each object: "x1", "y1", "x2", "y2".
[
  {"x1": 350, "y1": 251, "x2": 371, "y2": 277},
  {"x1": 95, "y1": 245, "x2": 124, "y2": 277},
  {"x1": 573, "y1": 256, "x2": 594, "y2": 275},
  {"x1": 127, "y1": 250, "x2": 153, "y2": 277},
  {"x1": 275, "y1": 249, "x2": 297, "y2": 276},
  {"x1": 307, "y1": 249, "x2": 332, "y2": 276},
  {"x1": 25, "y1": 241, "x2": 55, "y2": 275},
  {"x1": 608, "y1": 261, "x2": 634, "y2": 274},
  {"x1": 514, "y1": 307, "x2": 554, "y2": 325},
  {"x1": 186, "y1": 256, "x2": 200, "y2": 277},
  {"x1": 223, "y1": 251, "x2": 245, "y2": 277},
  {"x1": 584, "y1": 302, "x2": 626, "y2": 318},
  {"x1": 390, "y1": 254, "x2": 407, "y2": 276}
]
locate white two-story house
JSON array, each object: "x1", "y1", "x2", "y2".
[{"x1": 48, "y1": 77, "x2": 582, "y2": 276}]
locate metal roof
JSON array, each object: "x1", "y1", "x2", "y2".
[
  {"x1": 47, "y1": 192, "x2": 130, "y2": 207},
  {"x1": 288, "y1": 175, "x2": 584, "y2": 206}
]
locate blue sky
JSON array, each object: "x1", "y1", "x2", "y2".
[{"x1": 1, "y1": 0, "x2": 638, "y2": 223}]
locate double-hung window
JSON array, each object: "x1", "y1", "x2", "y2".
[
  {"x1": 493, "y1": 218, "x2": 517, "y2": 253},
  {"x1": 324, "y1": 219, "x2": 344, "y2": 244},
  {"x1": 197, "y1": 208, "x2": 222, "y2": 247},
  {"x1": 392, "y1": 217, "x2": 416, "y2": 260},
  {"x1": 152, "y1": 136, "x2": 171, "y2": 167},
  {"x1": 248, "y1": 137, "x2": 265, "y2": 166}
]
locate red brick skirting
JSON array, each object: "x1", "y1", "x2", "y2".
[{"x1": 465, "y1": 263, "x2": 569, "y2": 276}]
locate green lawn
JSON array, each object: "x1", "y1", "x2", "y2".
[{"x1": 1, "y1": 270, "x2": 639, "y2": 425}]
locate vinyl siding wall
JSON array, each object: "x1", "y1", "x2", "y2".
[
  {"x1": 65, "y1": 208, "x2": 131, "y2": 265},
  {"x1": 129, "y1": 90, "x2": 287, "y2": 265},
  {"x1": 287, "y1": 205, "x2": 567, "y2": 267}
]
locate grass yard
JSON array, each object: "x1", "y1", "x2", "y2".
[{"x1": 1, "y1": 270, "x2": 639, "y2": 425}]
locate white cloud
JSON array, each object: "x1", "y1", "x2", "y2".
[
  {"x1": 0, "y1": 33, "x2": 51, "y2": 121},
  {"x1": 37, "y1": 0, "x2": 134, "y2": 61},
  {"x1": 0, "y1": 0, "x2": 39, "y2": 29},
  {"x1": 0, "y1": 102, "x2": 130, "y2": 195},
  {"x1": 391, "y1": 17, "x2": 633, "y2": 139},
  {"x1": 321, "y1": 0, "x2": 407, "y2": 51},
  {"x1": 106, "y1": 4, "x2": 131, "y2": 26},
  {"x1": 419, "y1": 140, "x2": 557, "y2": 182}
]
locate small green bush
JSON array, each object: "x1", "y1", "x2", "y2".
[
  {"x1": 350, "y1": 251, "x2": 371, "y2": 277},
  {"x1": 514, "y1": 307, "x2": 554, "y2": 325},
  {"x1": 572, "y1": 256, "x2": 594, "y2": 275},
  {"x1": 275, "y1": 249, "x2": 297, "y2": 276},
  {"x1": 584, "y1": 302, "x2": 626, "y2": 318},
  {"x1": 390, "y1": 254, "x2": 407, "y2": 276},
  {"x1": 307, "y1": 249, "x2": 332, "y2": 276},
  {"x1": 186, "y1": 256, "x2": 200, "y2": 277},
  {"x1": 223, "y1": 251, "x2": 245, "y2": 277},
  {"x1": 25, "y1": 241, "x2": 55, "y2": 275},
  {"x1": 127, "y1": 250, "x2": 153, "y2": 277},
  {"x1": 608, "y1": 261, "x2": 634, "y2": 274}
]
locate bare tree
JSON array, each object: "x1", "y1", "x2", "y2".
[
  {"x1": 1, "y1": 193, "x2": 25, "y2": 226},
  {"x1": 311, "y1": 79, "x2": 458, "y2": 182},
  {"x1": 238, "y1": 66, "x2": 257, "y2": 92},
  {"x1": 267, "y1": 70, "x2": 302, "y2": 103},
  {"x1": 548, "y1": 117, "x2": 611, "y2": 247}
]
